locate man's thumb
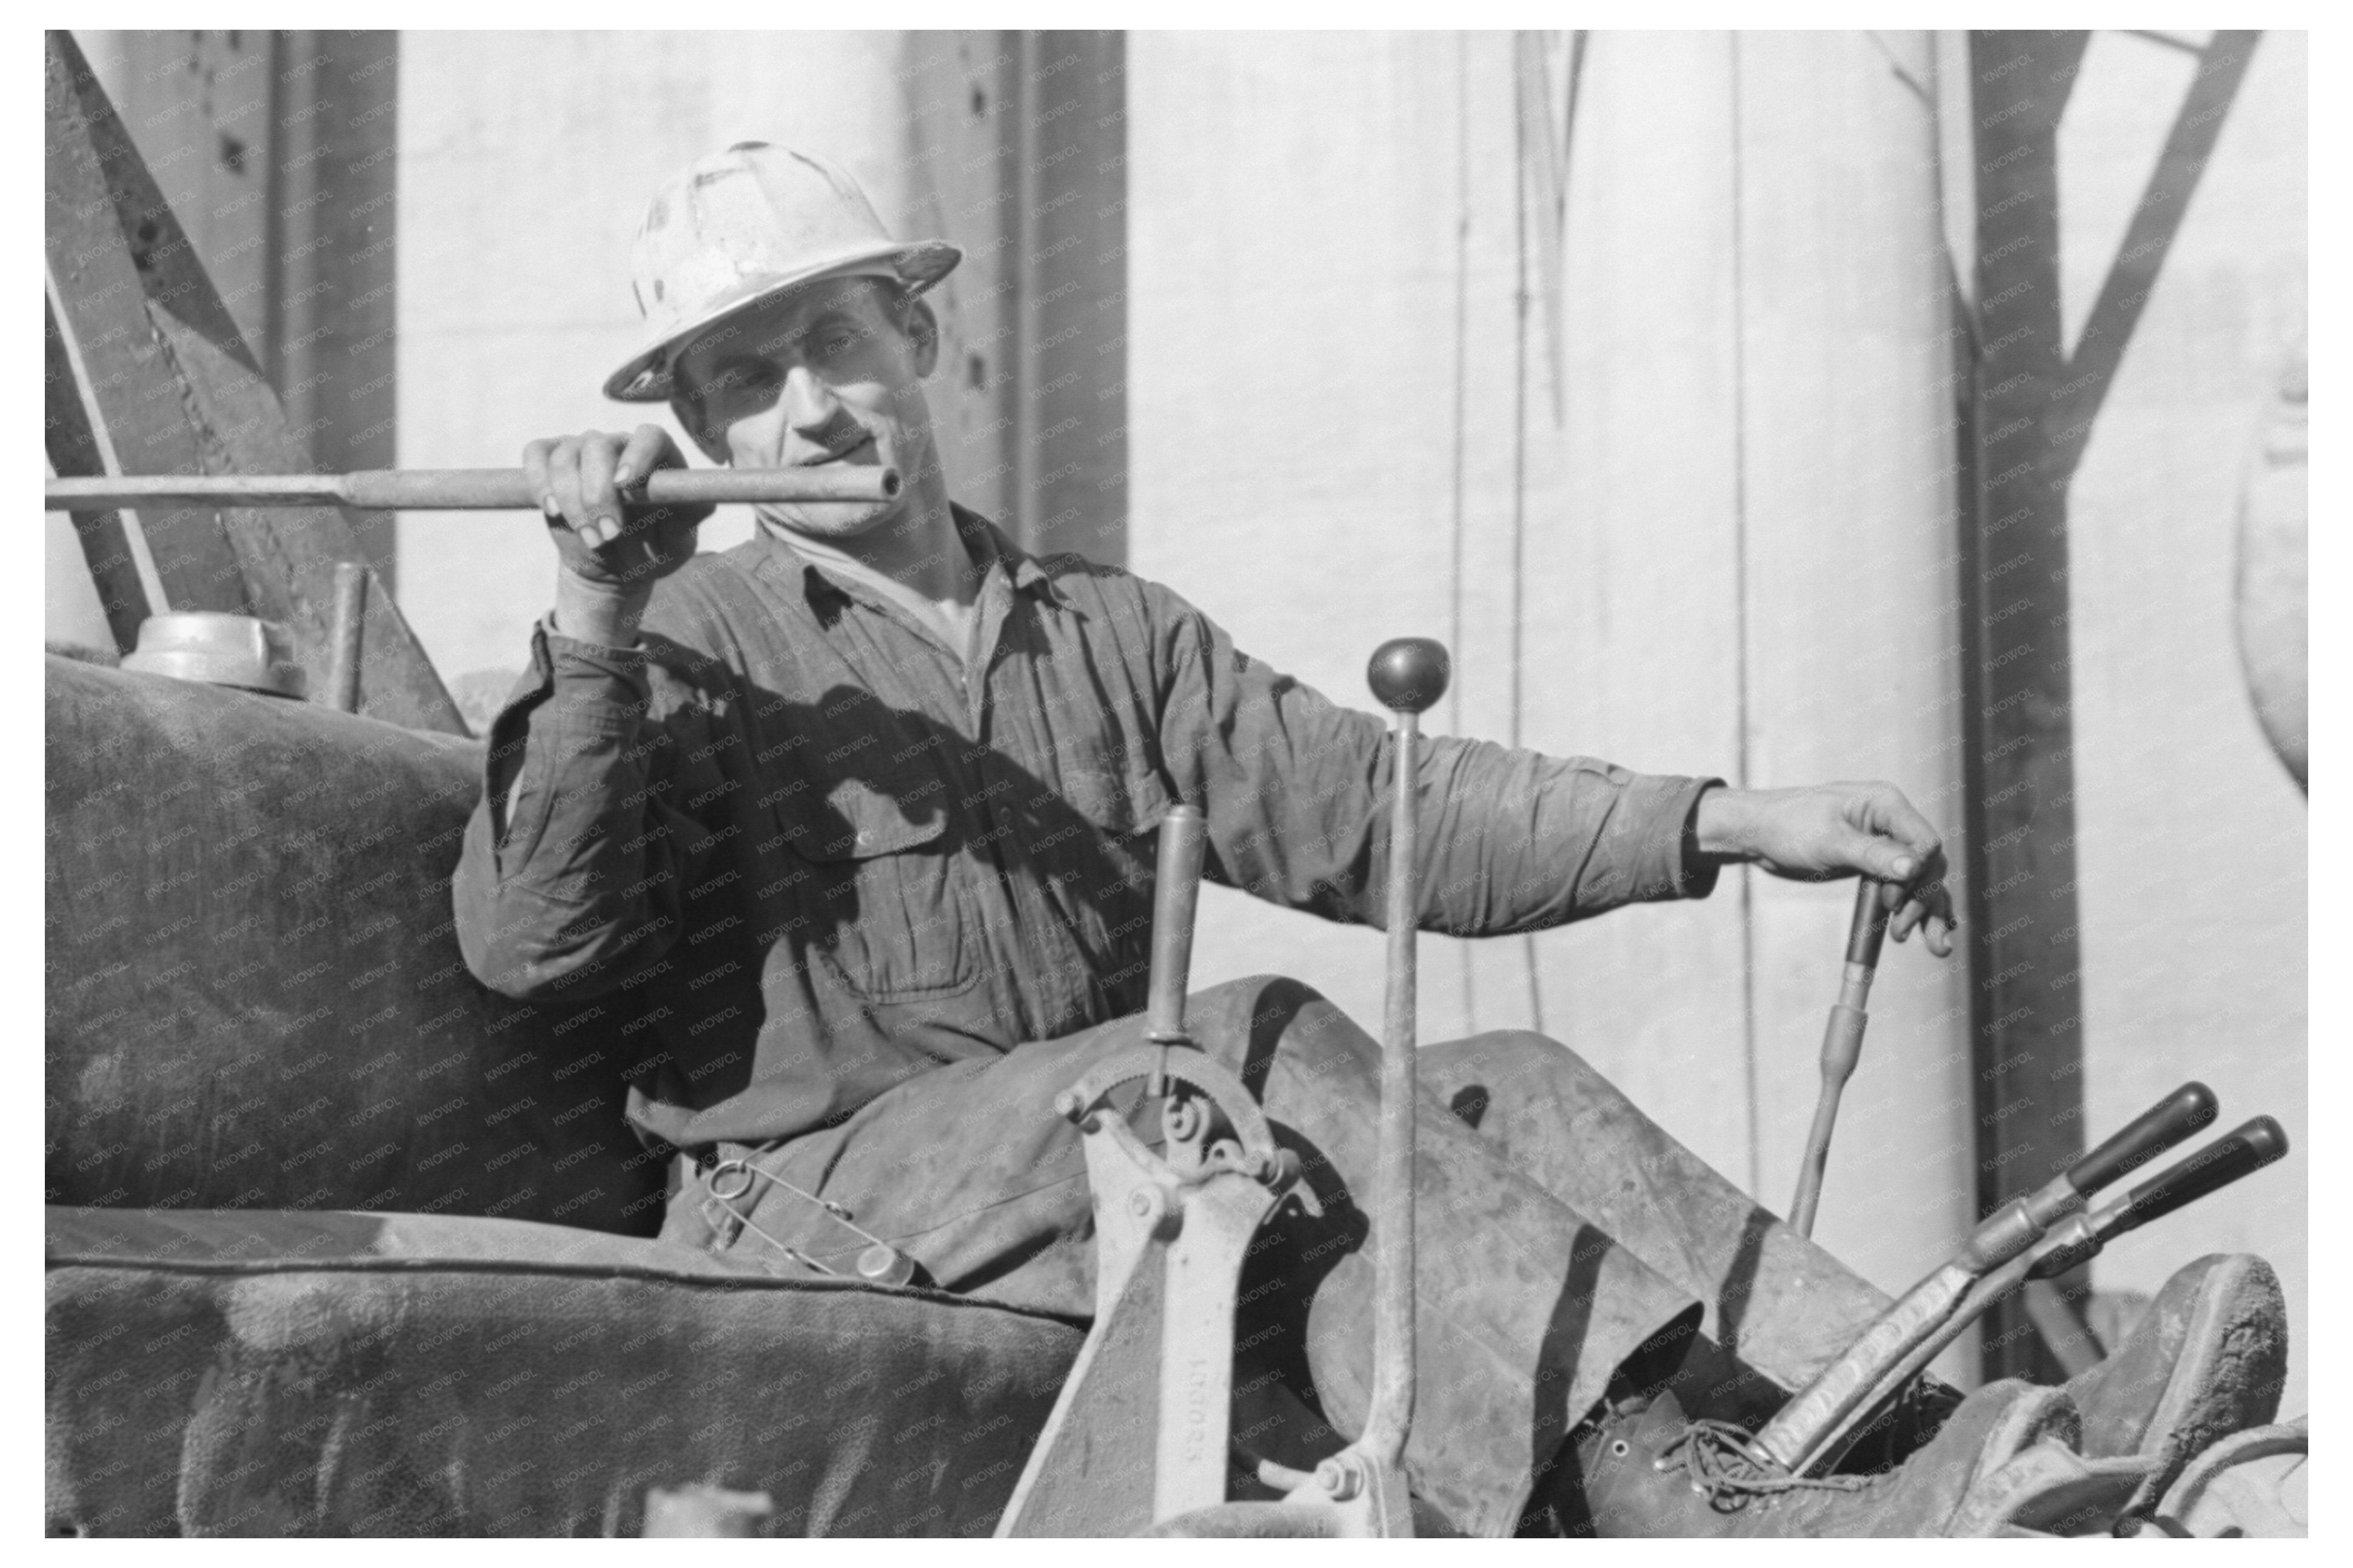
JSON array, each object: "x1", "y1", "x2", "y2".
[{"x1": 1846, "y1": 831, "x2": 1916, "y2": 883}]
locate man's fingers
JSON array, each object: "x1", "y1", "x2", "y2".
[
  {"x1": 576, "y1": 432, "x2": 623, "y2": 542},
  {"x1": 615, "y1": 423, "x2": 673, "y2": 489},
  {"x1": 544, "y1": 440, "x2": 599, "y2": 547},
  {"x1": 1890, "y1": 885, "x2": 1958, "y2": 957},
  {"x1": 1919, "y1": 900, "x2": 1955, "y2": 958}
]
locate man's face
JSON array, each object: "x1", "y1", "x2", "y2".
[{"x1": 671, "y1": 276, "x2": 939, "y2": 540}]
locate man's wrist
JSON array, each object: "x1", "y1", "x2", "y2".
[
  {"x1": 1690, "y1": 783, "x2": 1753, "y2": 863},
  {"x1": 552, "y1": 569, "x2": 652, "y2": 649}
]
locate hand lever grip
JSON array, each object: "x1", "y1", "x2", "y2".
[
  {"x1": 2110, "y1": 1114, "x2": 2288, "y2": 1239},
  {"x1": 1145, "y1": 804, "x2": 1209, "y2": 1045},
  {"x1": 2063, "y1": 1081, "x2": 2218, "y2": 1199},
  {"x1": 2029, "y1": 1116, "x2": 2288, "y2": 1281}
]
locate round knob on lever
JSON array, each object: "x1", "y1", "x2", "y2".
[{"x1": 1367, "y1": 637, "x2": 1451, "y2": 715}]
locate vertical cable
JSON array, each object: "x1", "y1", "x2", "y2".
[
  {"x1": 1728, "y1": 34, "x2": 1764, "y2": 1200},
  {"x1": 1511, "y1": 39, "x2": 1545, "y2": 1034},
  {"x1": 1449, "y1": 32, "x2": 1478, "y2": 1034},
  {"x1": 1010, "y1": 32, "x2": 1042, "y2": 549}
]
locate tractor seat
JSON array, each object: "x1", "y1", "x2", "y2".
[{"x1": 46, "y1": 1205, "x2": 1081, "y2": 1536}]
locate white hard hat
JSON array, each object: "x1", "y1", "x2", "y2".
[{"x1": 603, "y1": 143, "x2": 961, "y2": 403}]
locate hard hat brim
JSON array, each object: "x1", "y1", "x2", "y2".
[{"x1": 601, "y1": 237, "x2": 962, "y2": 404}]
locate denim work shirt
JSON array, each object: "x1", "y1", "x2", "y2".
[{"x1": 454, "y1": 506, "x2": 1722, "y2": 1154}]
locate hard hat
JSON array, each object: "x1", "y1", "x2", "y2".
[
  {"x1": 121, "y1": 612, "x2": 307, "y2": 699},
  {"x1": 603, "y1": 143, "x2": 961, "y2": 403}
]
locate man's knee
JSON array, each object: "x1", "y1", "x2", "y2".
[
  {"x1": 1423, "y1": 1029, "x2": 1605, "y2": 1104},
  {"x1": 1187, "y1": 974, "x2": 1367, "y2": 1086}
]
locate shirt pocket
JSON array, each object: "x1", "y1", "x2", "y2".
[{"x1": 766, "y1": 768, "x2": 982, "y2": 1005}]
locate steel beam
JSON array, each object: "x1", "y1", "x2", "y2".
[
  {"x1": 1958, "y1": 27, "x2": 2260, "y2": 1382},
  {"x1": 1958, "y1": 28, "x2": 2093, "y2": 1384},
  {"x1": 45, "y1": 29, "x2": 463, "y2": 732},
  {"x1": 1008, "y1": 30, "x2": 1128, "y2": 565},
  {"x1": 269, "y1": 31, "x2": 404, "y2": 589},
  {"x1": 45, "y1": 289, "x2": 154, "y2": 652}
]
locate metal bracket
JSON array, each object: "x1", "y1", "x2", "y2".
[{"x1": 994, "y1": 1044, "x2": 1304, "y2": 1536}]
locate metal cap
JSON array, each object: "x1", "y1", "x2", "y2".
[
  {"x1": 603, "y1": 142, "x2": 961, "y2": 404},
  {"x1": 121, "y1": 612, "x2": 307, "y2": 699}
]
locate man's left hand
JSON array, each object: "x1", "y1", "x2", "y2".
[{"x1": 1692, "y1": 782, "x2": 1957, "y2": 956}]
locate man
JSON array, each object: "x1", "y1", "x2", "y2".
[{"x1": 455, "y1": 144, "x2": 2284, "y2": 1536}]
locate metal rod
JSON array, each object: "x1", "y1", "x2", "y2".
[
  {"x1": 326, "y1": 561, "x2": 366, "y2": 712},
  {"x1": 45, "y1": 465, "x2": 900, "y2": 512},
  {"x1": 1357, "y1": 637, "x2": 1448, "y2": 1472},
  {"x1": 1789, "y1": 877, "x2": 1889, "y2": 1235},
  {"x1": 1361, "y1": 701, "x2": 1422, "y2": 1470}
]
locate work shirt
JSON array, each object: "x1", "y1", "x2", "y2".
[{"x1": 454, "y1": 506, "x2": 1722, "y2": 1154}]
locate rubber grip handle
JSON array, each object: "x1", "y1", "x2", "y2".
[
  {"x1": 2064, "y1": 1081, "x2": 2219, "y2": 1198},
  {"x1": 2107, "y1": 1116, "x2": 2289, "y2": 1241},
  {"x1": 1845, "y1": 878, "x2": 1890, "y2": 967},
  {"x1": 1145, "y1": 804, "x2": 1208, "y2": 1040}
]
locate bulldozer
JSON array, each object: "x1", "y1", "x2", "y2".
[{"x1": 44, "y1": 30, "x2": 2306, "y2": 1539}]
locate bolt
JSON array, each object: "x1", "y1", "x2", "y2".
[{"x1": 1314, "y1": 1458, "x2": 1360, "y2": 1501}]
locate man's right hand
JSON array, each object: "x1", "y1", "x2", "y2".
[{"x1": 525, "y1": 424, "x2": 712, "y2": 645}]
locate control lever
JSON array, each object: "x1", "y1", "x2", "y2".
[
  {"x1": 2024, "y1": 1115, "x2": 2291, "y2": 1284},
  {"x1": 1359, "y1": 638, "x2": 1449, "y2": 1474},
  {"x1": 1789, "y1": 877, "x2": 1890, "y2": 1236},
  {"x1": 1145, "y1": 804, "x2": 1209, "y2": 1093},
  {"x1": 1795, "y1": 1114, "x2": 2289, "y2": 1475},
  {"x1": 1267, "y1": 637, "x2": 1450, "y2": 1536},
  {"x1": 1752, "y1": 1080, "x2": 2220, "y2": 1473},
  {"x1": 999, "y1": 800, "x2": 1300, "y2": 1536}
]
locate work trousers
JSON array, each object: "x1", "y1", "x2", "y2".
[{"x1": 658, "y1": 976, "x2": 1894, "y2": 1536}]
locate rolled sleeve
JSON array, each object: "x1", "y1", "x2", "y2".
[
  {"x1": 1414, "y1": 742, "x2": 1721, "y2": 932},
  {"x1": 1147, "y1": 578, "x2": 1724, "y2": 935}
]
